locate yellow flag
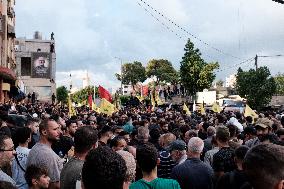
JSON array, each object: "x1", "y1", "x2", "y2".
[
  {"x1": 68, "y1": 96, "x2": 76, "y2": 117},
  {"x1": 151, "y1": 92, "x2": 156, "y2": 107},
  {"x1": 100, "y1": 98, "x2": 115, "y2": 115},
  {"x1": 244, "y1": 105, "x2": 258, "y2": 119},
  {"x1": 155, "y1": 93, "x2": 164, "y2": 106},
  {"x1": 200, "y1": 103, "x2": 206, "y2": 115},
  {"x1": 92, "y1": 101, "x2": 100, "y2": 113},
  {"x1": 183, "y1": 103, "x2": 191, "y2": 115},
  {"x1": 212, "y1": 102, "x2": 222, "y2": 113},
  {"x1": 137, "y1": 95, "x2": 144, "y2": 102}
]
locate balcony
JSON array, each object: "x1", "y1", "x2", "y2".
[
  {"x1": 7, "y1": 7, "x2": 15, "y2": 18},
  {"x1": 7, "y1": 24, "x2": 15, "y2": 38}
]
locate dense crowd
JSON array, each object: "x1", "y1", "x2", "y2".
[{"x1": 0, "y1": 100, "x2": 284, "y2": 189}]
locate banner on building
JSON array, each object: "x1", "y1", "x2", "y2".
[{"x1": 31, "y1": 52, "x2": 51, "y2": 78}]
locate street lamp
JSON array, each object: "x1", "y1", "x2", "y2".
[
  {"x1": 114, "y1": 57, "x2": 123, "y2": 95},
  {"x1": 69, "y1": 73, "x2": 72, "y2": 91}
]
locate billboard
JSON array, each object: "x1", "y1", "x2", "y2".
[
  {"x1": 31, "y1": 52, "x2": 51, "y2": 78},
  {"x1": 25, "y1": 86, "x2": 52, "y2": 101}
]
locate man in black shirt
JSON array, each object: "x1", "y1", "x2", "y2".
[
  {"x1": 213, "y1": 126, "x2": 236, "y2": 181},
  {"x1": 215, "y1": 145, "x2": 249, "y2": 189}
]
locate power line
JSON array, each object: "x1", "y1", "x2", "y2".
[
  {"x1": 258, "y1": 54, "x2": 284, "y2": 58},
  {"x1": 137, "y1": 0, "x2": 243, "y2": 60},
  {"x1": 216, "y1": 57, "x2": 255, "y2": 73},
  {"x1": 136, "y1": 1, "x2": 218, "y2": 62}
]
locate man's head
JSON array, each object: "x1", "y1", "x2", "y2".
[
  {"x1": 15, "y1": 127, "x2": 32, "y2": 145},
  {"x1": 0, "y1": 135, "x2": 16, "y2": 167},
  {"x1": 110, "y1": 136, "x2": 127, "y2": 152},
  {"x1": 82, "y1": 146, "x2": 127, "y2": 189},
  {"x1": 25, "y1": 165, "x2": 50, "y2": 189},
  {"x1": 136, "y1": 143, "x2": 158, "y2": 174},
  {"x1": 26, "y1": 118, "x2": 39, "y2": 134},
  {"x1": 234, "y1": 145, "x2": 249, "y2": 169},
  {"x1": 243, "y1": 126, "x2": 257, "y2": 142},
  {"x1": 207, "y1": 126, "x2": 216, "y2": 137},
  {"x1": 74, "y1": 126, "x2": 98, "y2": 154},
  {"x1": 39, "y1": 119, "x2": 61, "y2": 144},
  {"x1": 184, "y1": 130, "x2": 198, "y2": 144},
  {"x1": 158, "y1": 133, "x2": 176, "y2": 148},
  {"x1": 243, "y1": 144, "x2": 284, "y2": 189},
  {"x1": 168, "y1": 140, "x2": 187, "y2": 162},
  {"x1": 65, "y1": 119, "x2": 78, "y2": 137},
  {"x1": 160, "y1": 121, "x2": 169, "y2": 133},
  {"x1": 255, "y1": 118, "x2": 273, "y2": 142},
  {"x1": 187, "y1": 137, "x2": 204, "y2": 158},
  {"x1": 137, "y1": 126, "x2": 150, "y2": 143},
  {"x1": 216, "y1": 126, "x2": 230, "y2": 145},
  {"x1": 99, "y1": 125, "x2": 113, "y2": 140}
]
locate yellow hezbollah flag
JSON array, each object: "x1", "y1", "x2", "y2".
[
  {"x1": 155, "y1": 93, "x2": 164, "y2": 106},
  {"x1": 183, "y1": 103, "x2": 191, "y2": 115},
  {"x1": 212, "y1": 102, "x2": 222, "y2": 113},
  {"x1": 244, "y1": 105, "x2": 258, "y2": 120},
  {"x1": 92, "y1": 101, "x2": 100, "y2": 113},
  {"x1": 68, "y1": 96, "x2": 76, "y2": 117},
  {"x1": 137, "y1": 95, "x2": 144, "y2": 102},
  {"x1": 100, "y1": 98, "x2": 115, "y2": 116},
  {"x1": 200, "y1": 103, "x2": 206, "y2": 115}
]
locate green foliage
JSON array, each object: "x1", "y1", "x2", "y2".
[
  {"x1": 236, "y1": 66, "x2": 276, "y2": 110},
  {"x1": 72, "y1": 86, "x2": 98, "y2": 103},
  {"x1": 56, "y1": 86, "x2": 68, "y2": 103},
  {"x1": 116, "y1": 61, "x2": 146, "y2": 86},
  {"x1": 274, "y1": 73, "x2": 284, "y2": 95},
  {"x1": 146, "y1": 59, "x2": 178, "y2": 84},
  {"x1": 180, "y1": 39, "x2": 219, "y2": 96},
  {"x1": 119, "y1": 95, "x2": 130, "y2": 105}
]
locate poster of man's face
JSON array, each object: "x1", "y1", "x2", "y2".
[{"x1": 32, "y1": 52, "x2": 51, "y2": 78}]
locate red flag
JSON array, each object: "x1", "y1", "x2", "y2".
[
  {"x1": 142, "y1": 86, "x2": 149, "y2": 96},
  {"x1": 88, "y1": 95, "x2": 93, "y2": 109},
  {"x1": 98, "y1": 85, "x2": 112, "y2": 102}
]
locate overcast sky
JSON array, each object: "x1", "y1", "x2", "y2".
[{"x1": 15, "y1": 0, "x2": 284, "y2": 90}]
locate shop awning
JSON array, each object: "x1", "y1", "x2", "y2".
[{"x1": 0, "y1": 67, "x2": 16, "y2": 81}]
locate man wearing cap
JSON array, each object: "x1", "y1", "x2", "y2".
[
  {"x1": 171, "y1": 137, "x2": 213, "y2": 189},
  {"x1": 245, "y1": 118, "x2": 273, "y2": 148},
  {"x1": 168, "y1": 140, "x2": 187, "y2": 165}
]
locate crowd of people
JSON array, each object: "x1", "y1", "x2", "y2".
[{"x1": 0, "y1": 100, "x2": 284, "y2": 189}]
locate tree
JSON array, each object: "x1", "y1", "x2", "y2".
[
  {"x1": 236, "y1": 66, "x2": 276, "y2": 110},
  {"x1": 72, "y1": 86, "x2": 97, "y2": 104},
  {"x1": 274, "y1": 73, "x2": 284, "y2": 95},
  {"x1": 216, "y1": 80, "x2": 224, "y2": 87},
  {"x1": 180, "y1": 39, "x2": 219, "y2": 96},
  {"x1": 56, "y1": 86, "x2": 68, "y2": 104},
  {"x1": 146, "y1": 59, "x2": 178, "y2": 84},
  {"x1": 115, "y1": 61, "x2": 146, "y2": 88}
]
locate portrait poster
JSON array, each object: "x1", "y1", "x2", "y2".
[{"x1": 31, "y1": 52, "x2": 51, "y2": 78}]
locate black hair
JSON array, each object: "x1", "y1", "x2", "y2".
[
  {"x1": 15, "y1": 127, "x2": 31, "y2": 144},
  {"x1": 234, "y1": 145, "x2": 249, "y2": 160},
  {"x1": 0, "y1": 134, "x2": 10, "y2": 150},
  {"x1": 0, "y1": 181, "x2": 17, "y2": 189},
  {"x1": 118, "y1": 131, "x2": 129, "y2": 137},
  {"x1": 136, "y1": 143, "x2": 158, "y2": 173},
  {"x1": 82, "y1": 146, "x2": 127, "y2": 189},
  {"x1": 25, "y1": 165, "x2": 48, "y2": 187},
  {"x1": 243, "y1": 144, "x2": 284, "y2": 189},
  {"x1": 74, "y1": 126, "x2": 98, "y2": 153},
  {"x1": 109, "y1": 136, "x2": 125, "y2": 148},
  {"x1": 65, "y1": 119, "x2": 77, "y2": 128}
]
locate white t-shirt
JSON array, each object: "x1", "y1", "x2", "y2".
[{"x1": 12, "y1": 146, "x2": 30, "y2": 189}]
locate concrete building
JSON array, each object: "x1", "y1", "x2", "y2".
[
  {"x1": 225, "y1": 74, "x2": 236, "y2": 88},
  {"x1": 82, "y1": 70, "x2": 90, "y2": 89},
  {"x1": 0, "y1": 0, "x2": 17, "y2": 103},
  {"x1": 122, "y1": 84, "x2": 132, "y2": 95},
  {"x1": 15, "y1": 32, "x2": 56, "y2": 102}
]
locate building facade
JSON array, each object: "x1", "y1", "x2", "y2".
[
  {"x1": 0, "y1": 0, "x2": 17, "y2": 103},
  {"x1": 15, "y1": 32, "x2": 56, "y2": 101},
  {"x1": 225, "y1": 74, "x2": 236, "y2": 88}
]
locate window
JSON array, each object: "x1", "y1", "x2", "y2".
[{"x1": 21, "y1": 57, "x2": 31, "y2": 76}]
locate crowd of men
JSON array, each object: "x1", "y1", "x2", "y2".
[{"x1": 0, "y1": 100, "x2": 284, "y2": 189}]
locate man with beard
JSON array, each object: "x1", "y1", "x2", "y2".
[
  {"x1": 245, "y1": 118, "x2": 273, "y2": 148},
  {"x1": 0, "y1": 134, "x2": 17, "y2": 186},
  {"x1": 52, "y1": 120, "x2": 77, "y2": 158},
  {"x1": 27, "y1": 118, "x2": 63, "y2": 189}
]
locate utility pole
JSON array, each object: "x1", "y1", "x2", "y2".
[
  {"x1": 255, "y1": 54, "x2": 258, "y2": 70},
  {"x1": 114, "y1": 57, "x2": 123, "y2": 95}
]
